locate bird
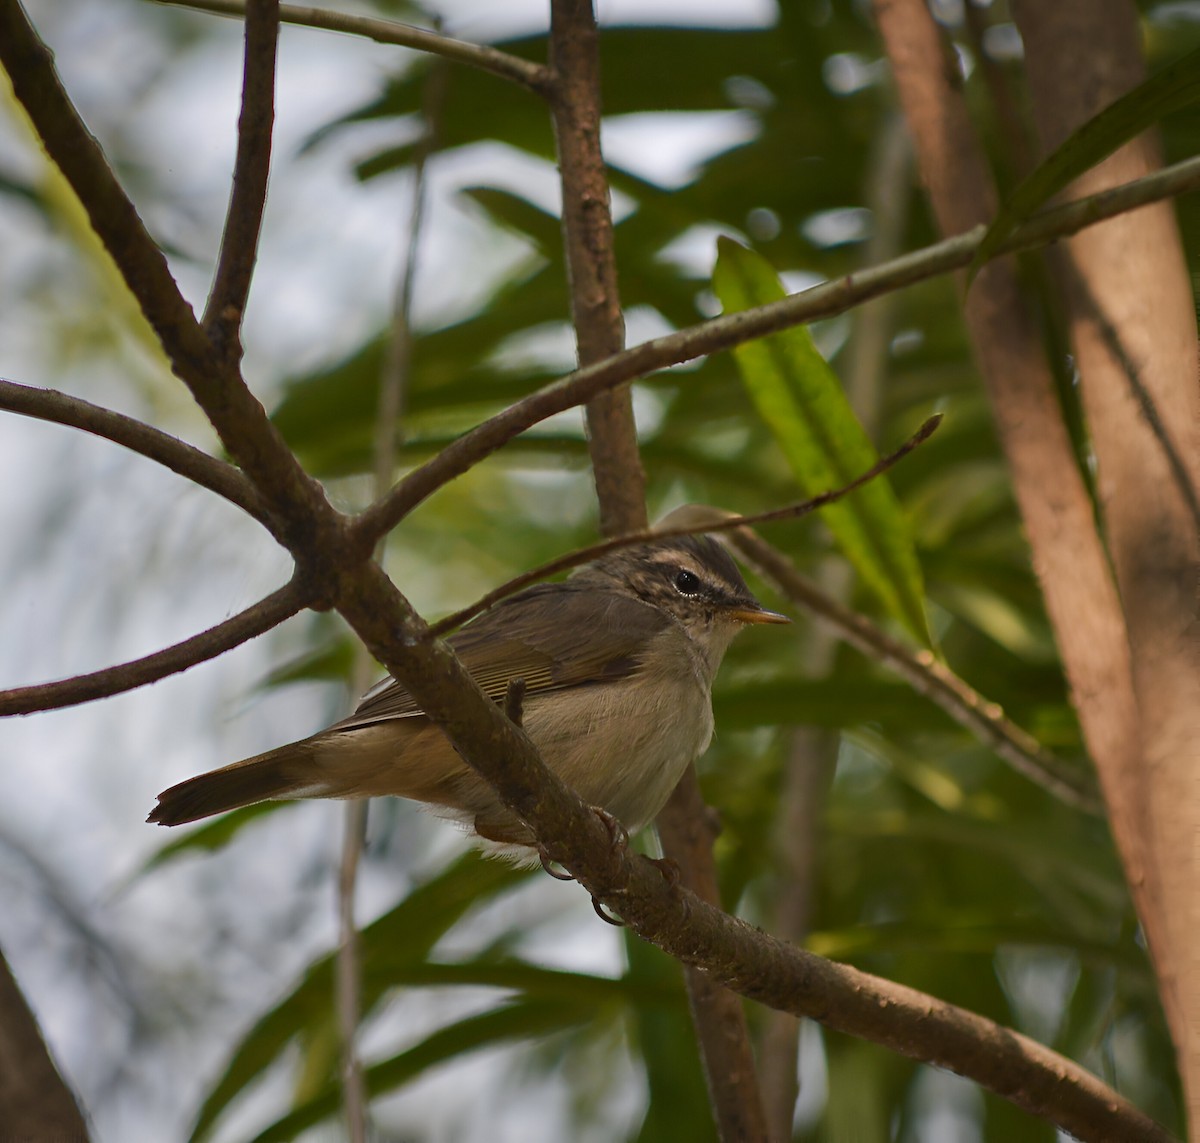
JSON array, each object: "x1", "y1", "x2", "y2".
[{"x1": 147, "y1": 534, "x2": 789, "y2": 859}]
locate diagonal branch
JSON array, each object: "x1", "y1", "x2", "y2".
[
  {"x1": 0, "y1": 378, "x2": 274, "y2": 532},
  {"x1": 203, "y1": 0, "x2": 279, "y2": 353},
  {"x1": 352, "y1": 152, "x2": 1200, "y2": 548},
  {"x1": 724, "y1": 526, "x2": 1101, "y2": 812},
  {"x1": 328, "y1": 560, "x2": 1175, "y2": 1143},
  {"x1": 0, "y1": 0, "x2": 334, "y2": 542},
  {"x1": 431, "y1": 416, "x2": 940, "y2": 635},
  {"x1": 0, "y1": 0, "x2": 206, "y2": 367},
  {"x1": 0, "y1": 579, "x2": 311, "y2": 717},
  {"x1": 157, "y1": 0, "x2": 552, "y2": 93}
]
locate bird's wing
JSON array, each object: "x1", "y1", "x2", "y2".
[{"x1": 327, "y1": 583, "x2": 670, "y2": 732}]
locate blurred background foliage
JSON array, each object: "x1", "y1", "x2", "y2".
[{"x1": 3, "y1": 0, "x2": 1196, "y2": 1139}]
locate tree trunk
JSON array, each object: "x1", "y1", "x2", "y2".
[{"x1": 1013, "y1": 0, "x2": 1200, "y2": 1124}]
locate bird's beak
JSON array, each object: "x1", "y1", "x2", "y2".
[{"x1": 730, "y1": 605, "x2": 791, "y2": 626}]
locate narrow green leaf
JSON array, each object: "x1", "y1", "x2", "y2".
[
  {"x1": 969, "y1": 44, "x2": 1200, "y2": 279},
  {"x1": 712, "y1": 237, "x2": 931, "y2": 644},
  {"x1": 247, "y1": 998, "x2": 597, "y2": 1143},
  {"x1": 190, "y1": 851, "x2": 527, "y2": 1141},
  {"x1": 624, "y1": 931, "x2": 716, "y2": 1143},
  {"x1": 807, "y1": 917, "x2": 1151, "y2": 974},
  {"x1": 137, "y1": 803, "x2": 280, "y2": 874}
]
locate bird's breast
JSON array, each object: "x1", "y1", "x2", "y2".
[{"x1": 525, "y1": 646, "x2": 714, "y2": 833}]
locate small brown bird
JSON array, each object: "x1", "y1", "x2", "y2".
[{"x1": 148, "y1": 535, "x2": 788, "y2": 857}]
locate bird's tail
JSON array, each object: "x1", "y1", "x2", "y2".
[{"x1": 147, "y1": 739, "x2": 325, "y2": 826}]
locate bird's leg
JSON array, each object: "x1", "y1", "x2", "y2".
[
  {"x1": 503, "y1": 676, "x2": 527, "y2": 726},
  {"x1": 537, "y1": 807, "x2": 631, "y2": 926}
]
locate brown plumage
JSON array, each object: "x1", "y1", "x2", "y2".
[{"x1": 147, "y1": 535, "x2": 788, "y2": 855}]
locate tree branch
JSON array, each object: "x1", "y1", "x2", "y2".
[
  {"x1": 430, "y1": 415, "x2": 940, "y2": 636},
  {"x1": 351, "y1": 152, "x2": 1200, "y2": 548},
  {"x1": 156, "y1": 0, "x2": 552, "y2": 93},
  {"x1": 724, "y1": 526, "x2": 1101, "y2": 812},
  {"x1": 0, "y1": 378, "x2": 274, "y2": 532},
  {"x1": 324, "y1": 561, "x2": 1178, "y2": 1143},
  {"x1": 1012, "y1": 0, "x2": 1200, "y2": 1108},
  {"x1": 2, "y1": 7, "x2": 1185, "y2": 1135},
  {"x1": 548, "y1": 0, "x2": 647, "y2": 537},
  {"x1": 203, "y1": 0, "x2": 279, "y2": 354},
  {"x1": 0, "y1": 579, "x2": 311, "y2": 716},
  {"x1": 872, "y1": 0, "x2": 1171, "y2": 1059},
  {"x1": 0, "y1": 0, "x2": 336, "y2": 546}
]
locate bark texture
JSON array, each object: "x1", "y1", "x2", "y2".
[{"x1": 1013, "y1": 0, "x2": 1200, "y2": 1121}]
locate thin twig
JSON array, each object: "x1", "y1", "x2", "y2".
[
  {"x1": 352, "y1": 153, "x2": 1200, "y2": 548},
  {"x1": 0, "y1": 579, "x2": 311, "y2": 716},
  {"x1": 725, "y1": 527, "x2": 1103, "y2": 812},
  {"x1": 0, "y1": 378, "x2": 274, "y2": 532},
  {"x1": 156, "y1": 0, "x2": 552, "y2": 93},
  {"x1": 430, "y1": 416, "x2": 940, "y2": 636},
  {"x1": 203, "y1": 0, "x2": 279, "y2": 353},
  {"x1": 336, "y1": 52, "x2": 445, "y2": 1141}
]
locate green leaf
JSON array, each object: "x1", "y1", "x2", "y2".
[
  {"x1": 711, "y1": 237, "x2": 931, "y2": 644},
  {"x1": 969, "y1": 44, "x2": 1200, "y2": 279},
  {"x1": 137, "y1": 803, "x2": 281, "y2": 873},
  {"x1": 190, "y1": 851, "x2": 528, "y2": 1141},
  {"x1": 246, "y1": 997, "x2": 599, "y2": 1143},
  {"x1": 624, "y1": 931, "x2": 716, "y2": 1143}
]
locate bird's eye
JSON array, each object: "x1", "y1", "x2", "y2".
[{"x1": 673, "y1": 569, "x2": 701, "y2": 595}]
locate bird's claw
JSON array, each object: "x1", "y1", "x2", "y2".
[
  {"x1": 591, "y1": 805, "x2": 629, "y2": 852},
  {"x1": 646, "y1": 855, "x2": 681, "y2": 891},
  {"x1": 538, "y1": 845, "x2": 575, "y2": 881},
  {"x1": 591, "y1": 896, "x2": 626, "y2": 926}
]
